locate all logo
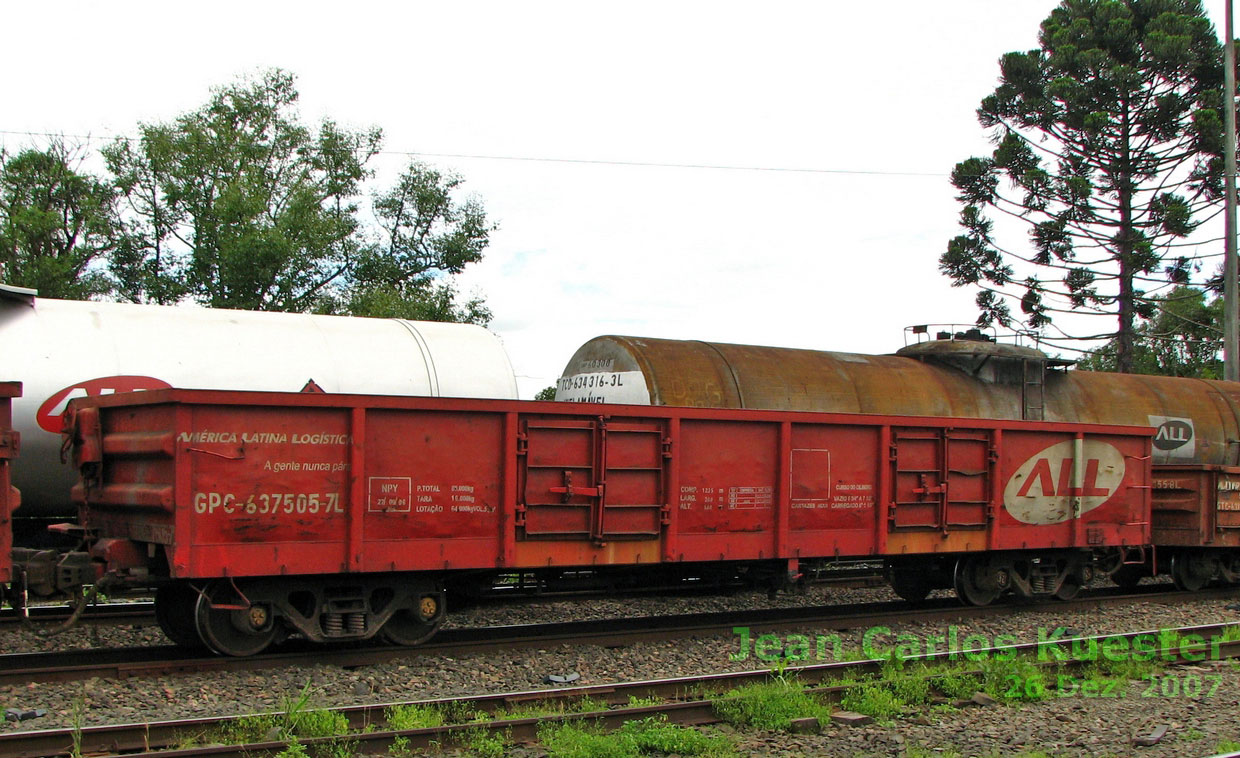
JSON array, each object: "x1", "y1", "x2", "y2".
[
  {"x1": 1147, "y1": 415, "x2": 1195, "y2": 462},
  {"x1": 36, "y1": 376, "x2": 172, "y2": 433},
  {"x1": 1003, "y1": 440, "x2": 1126, "y2": 525},
  {"x1": 1153, "y1": 420, "x2": 1192, "y2": 450}
]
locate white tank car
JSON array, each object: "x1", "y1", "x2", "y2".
[{"x1": 0, "y1": 285, "x2": 518, "y2": 519}]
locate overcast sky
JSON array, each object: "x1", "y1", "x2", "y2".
[{"x1": 3, "y1": 1, "x2": 1231, "y2": 397}]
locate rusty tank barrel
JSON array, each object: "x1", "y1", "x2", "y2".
[{"x1": 555, "y1": 335, "x2": 1240, "y2": 466}]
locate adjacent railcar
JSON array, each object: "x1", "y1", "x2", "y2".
[
  {"x1": 555, "y1": 333, "x2": 1240, "y2": 466},
  {"x1": 65, "y1": 388, "x2": 1152, "y2": 655},
  {"x1": 0, "y1": 286, "x2": 518, "y2": 523},
  {"x1": 0, "y1": 382, "x2": 19, "y2": 602},
  {"x1": 555, "y1": 332, "x2": 1240, "y2": 592},
  {"x1": 1144, "y1": 465, "x2": 1240, "y2": 590}
]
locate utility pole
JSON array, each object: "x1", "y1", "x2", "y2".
[{"x1": 1226, "y1": 0, "x2": 1238, "y2": 381}]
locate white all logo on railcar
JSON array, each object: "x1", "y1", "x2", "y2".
[
  {"x1": 1002, "y1": 440, "x2": 1126, "y2": 525},
  {"x1": 1148, "y1": 415, "x2": 1195, "y2": 463}
]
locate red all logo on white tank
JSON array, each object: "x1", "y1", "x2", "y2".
[
  {"x1": 36, "y1": 375, "x2": 172, "y2": 433},
  {"x1": 1003, "y1": 440, "x2": 1126, "y2": 525}
]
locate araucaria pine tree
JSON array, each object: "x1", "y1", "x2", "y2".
[{"x1": 941, "y1": 0, "x2": 1230, "y2": 372}]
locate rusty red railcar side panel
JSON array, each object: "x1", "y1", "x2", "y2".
[
  {"x1": 0, "y1": 382, "x2": 22, "y2": 587},
  {"x1": 1151, "y1": 465, "x2": 1240, "y2": 548},
  {"x1": 67, "y1": 389, "x2": 1153, "y2": 581}
]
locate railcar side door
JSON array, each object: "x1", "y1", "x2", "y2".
[
  {"x1": 518, "y1": 416, "x2": 665, "y2": 543},
  {"x1": 890, "y1": 427, "x2": 991, "y2": 533}
]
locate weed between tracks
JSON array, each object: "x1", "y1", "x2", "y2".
[
  {"x1": 224, "y1": 685, "x2": 357, "y2": 758},
  {"x1": 538, "y1": 718, "x2": 735, "y2": 758}
]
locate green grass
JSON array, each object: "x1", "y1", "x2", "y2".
[
  {"x1": 1091, "y1": 653, "x2": 1161, "y2": 681},
  {"x1": 537, "y1": 718, "x2": 734, "y2": 758},
  {"x1": 840, "y1": 683, "x2": 905, "y2": 719},
  {"x1": 388, "y1": 735, "x2": 411, "y2": 757},
  {"x1": 619, "y1": 718, "x2": 735, "y2": 757},
  {"x1": 69, "y1": 697, "x2": 86, "y2": 758},
  {"x1": 385, "y1": 703, "x2": 446, "y2": 730},
  {"x1": 273, "y1": 738, "x2": 309, "y2": 758},
  {"x1": 494, "y1": 695, "x2": 608, "y2": 721},
  {"x1": 464, "y1": 727, "x2": 510, "y2": 758},
  {"x1": 626, "y1": 695, "x2": 663, "y2": 708},
  {"x1": 902, "y1": 748, "x2": 963, "y2": 758},
  {"x1": 832, "y1": 658, "x2": 941, "y2": 720},
  {"x1": 885, "y1": 661, "x2": 932, "y2": 706},
  {"x1": 979, "y1": 656, "x2": 1052, "y2": 702},
  {"x1": 215, "y1": 684, "x2": 357, "y2": 758},
  {"x1": 935, "y1": 670, "x2": 984, "y2": 700},
  {"x1": 539, "y1": 723, "x2": 637, "y2": 758},
  {"x1": 712, "y1": 677, "x2": 831, "y2": 732}
]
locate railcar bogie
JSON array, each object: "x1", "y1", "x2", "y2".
[
  {"x1": 888, "y1": 549, "x2": 1107, "y2": 606},
  {"x1": 1166, "y1": 550, "x2": 1240, "y2": 592},
  {"x1": 155, "y1": 584, "x2": 208, "y2": 648},
  {"x1": 152, "y1": 575, "x2": 447, "y2": 656}
]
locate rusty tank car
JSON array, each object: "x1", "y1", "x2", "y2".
[
  {"x1": 556, "y1": 328, "x2": 1240, "y2": 591},
  {"x1": 555, "y1": 328, "x2": 1235, "y2": 467}
]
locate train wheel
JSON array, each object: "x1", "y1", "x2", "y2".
[
  {"x1": 889, "y1": 568, "x2": 931, "y2": 603},
  {"x1": 1171, "y1": 554, "x2": 1210, "y2": 592},
  {"x1": 953, "y1": 557, "x2": 1002, "y2": 606},
  {"x1": 1110, "y1": 564, "x2": 1145, "y2": 589},
  {"x1": 194, "y1": 582, "x2": 278, "y2": 657},
  {"x1": 1054, "y1": 575, "x2": 1082, "y2": 601},
  {"x1": 382, "y1": 591, "x2": 444, "y2": 646},
  {"x1": 155, "y1": 584, "x2": 207, "y2": 649}
]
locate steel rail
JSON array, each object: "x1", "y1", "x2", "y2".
[
  {"x1": 0, "y1": 572, "x2": 885, "y2": 629},
  {"x1": 0, "y1": 601, "x2": 156, "y2": 627},
  {"x1": 4, "y1": 621, "x2": 1238, "y2": 758},
  {"x1": 0, "y1": 584, "x2": 1234, "y2": 687}
]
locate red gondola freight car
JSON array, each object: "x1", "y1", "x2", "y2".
[{"x1": 64, "y1": 389, "x2": 1153, "y2": 655}]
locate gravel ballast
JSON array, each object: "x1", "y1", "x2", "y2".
[{"x1": 1, "y1": 584, "x2": 1238, "y2": 757}]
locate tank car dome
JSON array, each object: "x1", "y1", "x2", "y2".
[{"x1": 895, "y1": 338, "x2": 1053, "y2": 363}]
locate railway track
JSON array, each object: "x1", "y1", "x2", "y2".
[
  {"x1": 0, "y1": 568, "x2": 885, "y2": 631},
  {"x1": 0, "y1": 601, "x2": 155, "y2": 628},
  {"x1": 4, "y1": 619, "x2": 1239, "y2": 758},
  {"x1": 1, "y1": 584, "x2": 1234, "y2": 686}
]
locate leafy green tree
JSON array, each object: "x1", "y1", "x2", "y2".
[
  {"x1": 1077, "y1": 284, "x2": 1222, "y2": 375},
  {"x1": 341, "y1": 162, "x2": 495, "y2": 324},
  {"x1": 103, "y1": 69, "x2": 382, "y2": 311},
  {"x1": 0, "y1": 142, "x2": 119, "y2": 299},
  {"x1": 343, "y1": 279, "x2": 492, "y2": 324},
  {"x1": 941, "y1": 0, "x2": 1230, "y2": 372},
  {"x1": 534, "y1": 386, "x2": 557, "y2": 401}
]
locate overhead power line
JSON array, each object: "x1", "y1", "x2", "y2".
[
  {"x1": 383, "y1": 150, "x2": 944, "y2": 177},
  {"x1": 0, "y1": 129, "x2": 943, "y2": 178}
]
